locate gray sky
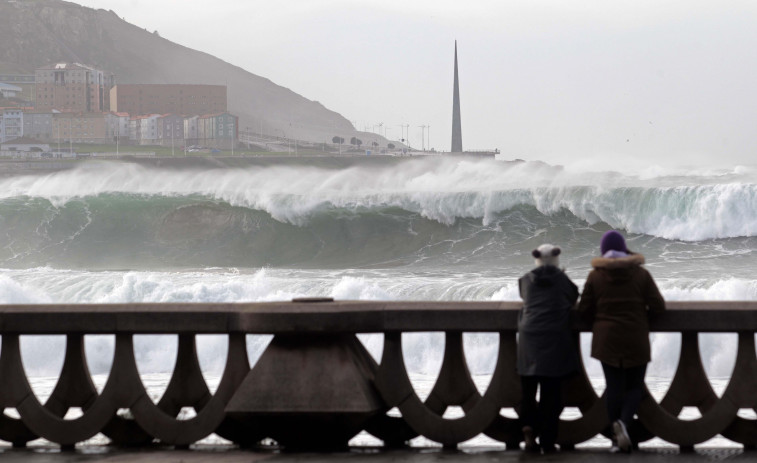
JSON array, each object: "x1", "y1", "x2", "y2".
[{"x1": 73, "y1": 0, "x2": 757, "y2": 168}]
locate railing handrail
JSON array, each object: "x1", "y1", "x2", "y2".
[{"x1": 2, "y1": 300, "x2": 757, "y2": 334}]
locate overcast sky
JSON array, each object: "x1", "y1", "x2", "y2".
[{"x1": 72, "y1": 0, "x2": 757, "y2": 168}]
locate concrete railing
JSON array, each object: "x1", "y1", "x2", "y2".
[{"x1": 1, "y1": 301, "x2": 756, "y2": 450}]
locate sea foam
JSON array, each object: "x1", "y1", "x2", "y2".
[{"x1": 1, "y1": 159, "x2": 757, "y2": 240}]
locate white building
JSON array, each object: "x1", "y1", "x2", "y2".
[
  {"x1": 138, "y1": 114, "x2": 160, "y2": 145},
  {"x1": 107, "y1": 112, "x2": 130, "y2": 141},
  {"x1": 0, "y1": 82, "x2": 23, "y2": 99},
  {"x1": 0, "y1": 108, "x2": 23, "y2": 143},
  {"x1": 183, "y1": 115, "x2": 199, "y2": 145},
  {"x1": 129, "y1": 114, "x2": 160, "y2": 145},
  {"x1": 23, "y1": 111, "x2": 53, "y2": 140}
]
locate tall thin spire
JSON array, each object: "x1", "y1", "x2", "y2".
[{"x1": 451, "y1": 40, "x2": 463, "y2": 153}]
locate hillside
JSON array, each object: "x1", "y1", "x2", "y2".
[{"x1": 0, "y1": 0, "x2": 359, "y2": 142}]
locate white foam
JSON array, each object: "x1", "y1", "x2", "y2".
[
  {"x1": 330, "y1": 276, "x2": 393, "y2": 300},
  {"x1": 0, "y1": 274, "x2": 52, "y2": 303},
  {"x1": 3, "y1": 268, "x2": 756, "y2": 306},
  {"x1": 658, "y1": 278, "x2": 757, "y2": 301},
  {"x1": 3, "y1": 268, "x2": 756, "y2": 378},
  {"x1": 2, "y1": 160, "x2": 757, "y2": 240}
]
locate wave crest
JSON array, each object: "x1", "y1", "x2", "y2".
[{"x1": 1, "y1": 160, "x2": 756, "y2": 241}]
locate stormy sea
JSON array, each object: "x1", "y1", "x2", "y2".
[{"x1": 1, "y1": 155, "x2": 755, "y2": 448}]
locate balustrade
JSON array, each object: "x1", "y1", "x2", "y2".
[{"x1": 1, "y1": 301, "x2": 756, "y2": 449}]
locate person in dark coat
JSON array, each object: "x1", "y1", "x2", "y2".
[
  {"x1": 517, "y1": 243, "x2": 579, "y2": 453},
  {"x1": 578, "y1": 230, "x2": 665, "y2": 453}
]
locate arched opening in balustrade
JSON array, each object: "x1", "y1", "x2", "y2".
[
  {"x1": 737, "y1": 333, "x2": 757, "y2": 420},
  {"x1": 14, "y1": 334, "x2": 118, "y2": 445},
  {"x1": 647, "y1": 333, "x2": 682, "y2": 400},
  {"x1": 133, "y1": 334, "x2": 177, "y2": 404},
  {"x1": 579, "y1": 333, "x2": 604, "y2": 396},
  {"x1": 195, "y1": 334, "x2": 228, "y2": 395},
  {"x1": 20, "y1": 335, "x2": 66, "y2": 404},
  {"x1": 462, "y1": 332, "x2": 499, "y2": 396},
  {"x1": 84, "y1": 334, "x2": 115, "y2": 394},
  {"x1": 699, "y1": 333, "x2": 737, "y2": 398},
  {"x1": 456, "y1": 430, "x2": 506, "y2": 449},
  {"x1": 356, "y1": 333, "x2": 383, "y2": 364},
  {"x1": 401, "y1": 332, "x2": 444, "y2": 402},
  {"x1": 2, "y1": 407, "x2": 20, "y2": 419},
  {"x1": 245, "y1": 334, "x2": 273, "y2": 369},
  {"x1": 559, "y1": 407, "x2": 583, "y2": 421}
]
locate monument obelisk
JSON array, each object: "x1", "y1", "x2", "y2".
[{"x1": 451, "y1": 41, "x2": 463, "y2": 153}]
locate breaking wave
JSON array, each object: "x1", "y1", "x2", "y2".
[{"x1": 0, "y1": 159, "x2": 756, "y2": 269}]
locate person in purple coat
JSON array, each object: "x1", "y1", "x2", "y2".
[{"x1": 578, "y1": 230, "x2": 665, "y2": 453}]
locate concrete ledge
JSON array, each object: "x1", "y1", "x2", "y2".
[
  {"x1": 0, "y1": 445, "x2": 748, "y2": 462},
  {"x1": 2, "y1": 301, "x2": 757, "y2": 334}
]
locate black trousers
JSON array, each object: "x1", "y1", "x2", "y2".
[
  {"x1": 601, "y1": 362, "x2": 647, "y2": 426},
  {"x1": 520, "y1": 375, "x2": 563, "y2": 448}
]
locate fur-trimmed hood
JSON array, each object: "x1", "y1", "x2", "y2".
[
  {"x1": 590, "y1": 253, "x2": 645, "y2": 284},
  {"x1": 590, "y1": 253, "x2": 645, "y2": 269},
  {"x1": 578, "y1": 251, "x2": 665, "y2": 368}
]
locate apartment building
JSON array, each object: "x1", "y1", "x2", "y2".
[
  {"x1": 157, "y1": 114, "x2": 185, "y2": 146},
  {"x1": 198, "y1": 112, "x2": 237, "y2": 140},
  {"x1": 35, "y1": 63, "x2": 115, "y2": 112},
  {"x1": 52, "y1": 112, "x2": 108, "y2": 144},
  {"x1": 0, "y1": 108, "x2": 24, "y2": 142},
  {"x1": 110, "y1": 84, "x2": 226, "y2": 116},
  {"x1": 22, "y1": 111, "x2": 53, "y2": 140},
  {"x1": 129, "y1": 114, "x2": 161, "y2": 145},
  {"x1": 183, "y1": 115, "x2": 199, "y2": 144},
  {"x1": 106, "y1": 112, "x2": 130, "y2": 141},
  {"x1": 193, "y1": 112, "x2": 238, "y2": 149}
]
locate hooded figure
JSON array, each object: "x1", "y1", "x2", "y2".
[
  {"x1": 578, "y1": 230, "x2": 665, "y2": 453},
  {"x1": 517, "y1": 244, "x2": 580, "y2": 377},
  {"x1": 516, "y1": 244, "x2": 579, "y2": 453},
  {"x1": 578, "y1": 231, "x2": 665, "y2": 368}
]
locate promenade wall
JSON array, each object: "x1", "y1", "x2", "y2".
[{"x1": 0, "y1": 301, "x2": 755, "y2": 450}]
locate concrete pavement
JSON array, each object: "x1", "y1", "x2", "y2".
[{"x1": 0, "y1": 446, "x2": 751, "y2": 462}]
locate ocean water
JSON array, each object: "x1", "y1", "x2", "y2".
[{"x1": 1, "y1": 156, "x2": 756, "y2": 447}]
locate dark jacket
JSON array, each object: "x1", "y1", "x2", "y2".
[
  {"x1": 517, "y1": 265, "x2": 580, "y2": 377},
  {"x1": 578, "y1": 253, "x2": 665, "y2": 368}
]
